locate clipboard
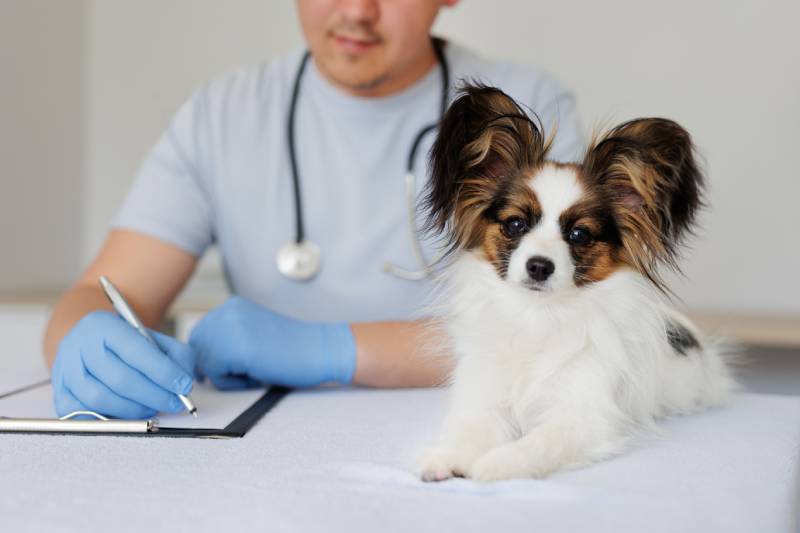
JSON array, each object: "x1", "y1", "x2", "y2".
[{"x1": 0, "y1": 380, "x2": 290, "y2": 438}]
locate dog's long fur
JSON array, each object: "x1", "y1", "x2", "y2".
[{"x1": 418, "y1": 85, "x2": 735, "y2": 482}]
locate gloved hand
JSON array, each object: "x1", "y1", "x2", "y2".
[
  {"x1": 52, "y1": 310, "x2": 196, "y2": 419},
  {"x1": 189, "y1": 296, "x2": 356, "y2": 390}
]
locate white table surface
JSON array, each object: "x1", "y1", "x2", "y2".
[
  {"x1": 1, "y1": 306, "x2": 798, "y2": 532},
  {"x1": 1, "y1": 387, "x2": 799, "y2": 533}
]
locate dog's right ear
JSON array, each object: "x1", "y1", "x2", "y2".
[{"x1": 422, "y1": 84, "x2": 547, "y2": 253}]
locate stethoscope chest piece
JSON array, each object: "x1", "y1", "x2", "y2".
[{"x1": 276, "y1": 239, "x2": 321, "y2": 281}]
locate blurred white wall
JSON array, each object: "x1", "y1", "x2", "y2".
[
  {"x1": 5, "y1": 1, "x2": 800, "y2": 315},
  {"x1": 83, "y1": 1, "x2": 303, "y2": 280},
  {"x1": 0, "y1": 0, "x2": 85, "y2": 292},
  {"x1": 435, "y1": 0, "x2": 800, "y2": 315}
]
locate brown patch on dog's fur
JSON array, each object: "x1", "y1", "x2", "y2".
[
  {"x1": 481, "y1": 224, "x2": 507, "y2": 271},
  {"x1": 575, "y1": 241, "x2": 620, "y2": 284},
  {"x1": 559, "y1": 185, "x2": 625, "y2": 285},
  {"x1": 480, "y1": 181, "x2": 541, "y2": 277}
]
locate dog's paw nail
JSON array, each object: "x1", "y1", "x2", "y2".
[
  {"x1": 421, "y1": 468, "x2": 452, "y2": 482},
  {"x1": 418, "y1": 448, "x2": 466, "y2": 482}
]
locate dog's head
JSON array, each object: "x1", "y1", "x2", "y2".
[{"x1": 423, "y1": 84, "x2": 704, "y2": 294}]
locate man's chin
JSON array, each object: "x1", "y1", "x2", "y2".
[{"x1": 320, "y1": 59, "x2": 390, "y2": 95}]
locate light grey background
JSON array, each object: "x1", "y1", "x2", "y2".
[
  {"x1": 0, "y1": 1, "x2": 84, "y2": 290},
  {"x1": 1, "y1": 0, "x2": 798, "y2": 315}
]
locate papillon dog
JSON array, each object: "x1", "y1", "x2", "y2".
[{"x1": 417, "y1": 84, "x2": 735, "y2": 482}]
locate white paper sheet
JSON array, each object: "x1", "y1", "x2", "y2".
[
  {"x1": 157, "y1": 383, "x2": 267, "y2": 429},
  {"x1": 0, "y1": 381, "x2": 267, "y2": 430}
]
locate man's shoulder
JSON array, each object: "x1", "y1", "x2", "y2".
[
  {"x1": 446, "y1": 41, "x2": 571, "y2": 106},
  {"x1": 194, "y1": 49, "x2": 304, "y2": 109}
]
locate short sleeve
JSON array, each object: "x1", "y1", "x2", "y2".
[
  {"x1": 112, "y1": 89, "x2": 215, "y2": 257},
  {"x1": 532, "y1": 76, "x2": 586, "y2": 164}
]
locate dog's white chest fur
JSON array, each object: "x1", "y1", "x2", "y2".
[{"x1": 420, "y1": 254, "x2": 735, "y2": 482}]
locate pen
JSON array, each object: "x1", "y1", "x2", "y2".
[{"x1": 99, "y1": 275, "x2": 198, "y2": 418}]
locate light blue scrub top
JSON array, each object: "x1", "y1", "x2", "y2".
[{"x1": 112, "y1": 42, "x2": 585, "y2": 323}]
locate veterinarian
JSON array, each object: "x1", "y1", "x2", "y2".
[{"x1": 43, "y1": 0, "x2": 585, "y2": 419}]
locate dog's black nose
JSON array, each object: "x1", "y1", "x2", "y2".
[{"x1": 526, "y1": 256, "x2": 555, "y2": 282}]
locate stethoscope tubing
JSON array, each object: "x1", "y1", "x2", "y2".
[{"x1": 283, "y1": 38, "x2": 449, "y2": 281}]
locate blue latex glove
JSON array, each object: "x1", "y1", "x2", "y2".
[
  {"x1": 189, "y1": 296, "x2": 356, "y2": 390},
  {"x1": 52, "y1": 311, "x2": 196, "y2": 419}
]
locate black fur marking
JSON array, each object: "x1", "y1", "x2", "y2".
[
  {"x1": 666, "y1": 320, "x2": 700, "y2": 356},
  {"x1": 483, "y1": 181, "x2": 513, "y2": 222},
  {"x1": 558, "y1": 201, "x2": 624, "y2": 285},
  {"x1": 559, "y1": 205, "x2": 621, "y2": 246}
]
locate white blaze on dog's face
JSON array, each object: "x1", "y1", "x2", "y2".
[
  {"x1": 424, "y1": 85, "x2": 703, "y2": 293},
  {"x1": 504, "y1": 166, "x2": 586, "y2": 292}
]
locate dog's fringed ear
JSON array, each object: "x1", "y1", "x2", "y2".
[
  {"x1": 583, "y1": 118, "x2": 705, "y2": 289},
  {"x1": 423, "y1": 84, "x2": 547, "y2": 253}
]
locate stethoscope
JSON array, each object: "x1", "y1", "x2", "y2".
[{"x1": 276, "y1": 38, "x2": 450, "y2": 281}]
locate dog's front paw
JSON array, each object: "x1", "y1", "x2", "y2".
[
  {"x1": 468, "y1": 444, "x2": 557, "y2": 482},
  {"x1": 468, "y1": 445, "x2": 526, "y2": 482},
  {"x1": 418, "y1": 447, "x2": 475, "y2": 482}
]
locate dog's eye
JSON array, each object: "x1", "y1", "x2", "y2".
[
  {"x1": 568, "y1": 227, "x2": 592, "y2": 245},
  {"x1": 502, "y1": 217, "x2": 528, "y2": 238}
]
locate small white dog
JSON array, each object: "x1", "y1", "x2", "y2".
[{"x1": 418, "y1": 85, "x2": 735, "y2": 482}]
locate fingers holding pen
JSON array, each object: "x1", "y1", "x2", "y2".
[{"x1": 51, "y1": 310, "x2": 197, "y2": 419}]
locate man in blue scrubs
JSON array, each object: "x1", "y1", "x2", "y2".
[{"x1": 44, "y1": 0, "x2": 584, "y2": 419}]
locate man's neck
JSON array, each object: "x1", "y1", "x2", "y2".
[{"x1": 314, "y1": 40, "x2": 439, "y2": 99}]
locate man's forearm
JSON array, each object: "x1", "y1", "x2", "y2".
[
  {"x1": 43, "y1": 230, "x2": 200, "y2": 369},
  {"x1": 350, "y1": 320, "x2": 453, "y2": 388}
]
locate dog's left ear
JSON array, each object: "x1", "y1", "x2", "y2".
[{"x1": 583, "y1": 118, "x2": 704, "y2": 284}]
